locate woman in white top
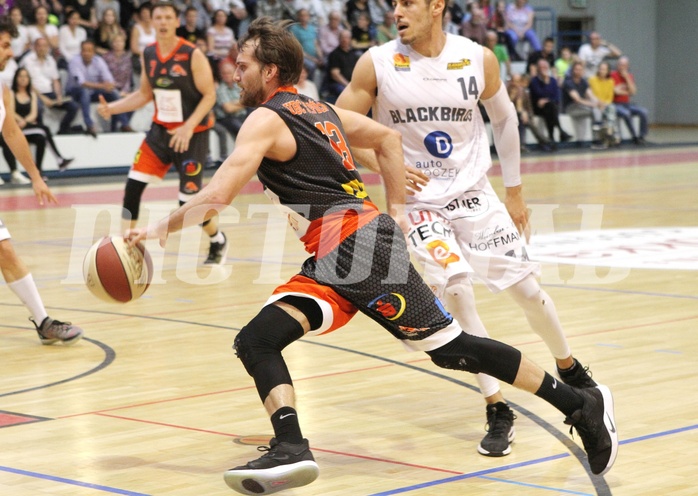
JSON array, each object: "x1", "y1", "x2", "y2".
[
  {"x1": 207, "y1": 9, "x2": 235, "y2": 58},
  {"x1": 130, "y1": 2, "x2": 156, "y2": 58},
  {"x1": 59, "y1": 10, "x2": 87, "y2": 63},
  {"x1": 27, "y1": 6, "x2": 59, "y2": 51},
  {"x1": 8, "y1": 7, "x2": 30, "y2": 60}
]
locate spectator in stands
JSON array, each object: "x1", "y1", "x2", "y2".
[
  {"x1": 554, "y1": 45, "x2": 573, "y2": 84},
  {"x1": 368, "y1": 0, "x2": 391, "y2": 28},
  {"x1": 504, "y1": 0, "x2": 540, "y2": 61},
  {"x1": 294, "y1": 64, "x2": 319, "y2": 99},
  {"x1": 461, "y1": 2, "x2": 488, "y2": 45},
  {"x1": 289, "y1": 8, "x2": 323, "y2": 84},
  {"x1": 6, "y1": 68, "x2": 74, "y2": 173},
  {"x1": 588, "y1": 61, "x2": 619, "y2": 147},
  {"x1": 611, "y1": 56, "x2": 649, "y2": 145},
  {"x1": 212, "y1": 0, "x2": 248, "y2": 39},
  {"x1": 207, "y1": 9, "x2": 236, "y2": 58},
  {"x1": 22, "y1": 37, "x2": 80, "y2": 135},
  {"x1": 9, "y1": 7, "x2": 30, "y2": 61},
  {"x1": 317, "y1": 0, "x2": 345, "y2": 27},
  {"x1": 27, "y1": 6, "x2": 59, "y2": 53},
  {"x1": 489, "y1": 0, "x2": 516, "y2": 58},
  {"x1": 102, "y1": 32, "x2": 132, "y2": 98},
  {"x1": 351, "y1": 12, "x2": 375, "y2": 53},
  {"x1": 526, "y1": 35, "x2": 554, "y2": 77},
  {"x1": 59, "y1": 10, "x2": 88, "y2": 66},
  {"x1": 376, "y1": 9, "x2": 397, "y2": 44},
  {"x1": 293, "y1": 0, "x2": 327, "y2": 27},
  {"x1": 176, "y1": 6, "x2": 205, "y2": 44},
  {"x1": 442, "y1": 8, "x2": 459, "y2": 36},
  {"x1": 212, "y1": 61, "x2": 247, "y2": 161},
  {"x1": 64, "y1": 0, "x2": 99, "y2": 36},
  {"x1": 66, "y1": 40, "x2": 128, "y2": 136},
  {"x1": 33, "y1": 0, "x2": 64, "y2": 19},
  {"x1": 179, "y1": 0, "x2": 211, "y2": 31},
  {"x1": 94, "y1": 7, "x2": 124, "y2": 55},
  {"x1": 94, "y1": 0, "x2": 120, "y2": 25},
  {"x1": 318, "y1": 11, "x2": 343, "y2": 60},
  {"x1": 508, "y1": 72, "x2": 549, "y2": 151},
  {"x1": 485, "y1": 29, "x2": 510, "y2": 81},
  {"x1": 578, "y1": 31, "x2": 621, "y2": 79},
  {"x1": 562, "y1": 60, "x2": 603, "y2": 146},
  {"x1": 325, "y1": 29, "x2": 358, "y2": 102},
  {"x1": 346, "y1": 0, "x2": 370, "y2": 28},
  {"x1": 529, "y1": 58, "x2": 571, "y2": 147},
  {"x1": 255, "y1": 0, "x2": 292, "y2": 22},
  {"x1": 130, "y1": 2, "x2": 156, "y2": 71},
  {"x1": 445, "y1": 0, "x2": 464, "y2": 25},
  {"x1": 195, "y1": 35, "x2": 221, "y2": 81}
]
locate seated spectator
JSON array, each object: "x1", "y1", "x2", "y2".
[
  {"x1": 207, "y1": 9, "x2": 236, "y2": 58},
  {"x1": 588, "y1": 61, "x2": 619, "y2": 146},
  {"x1": 351, "y1": 12, "x2": 375, "y2": 53},
  {"x1": 102, "y1": 33, "x2": 133, "y2": 99},
  {"x1": 442, "y1": 8, "x2": 460, "y2": 36},
  {"x1": 66, "y1": 40, "x2": 128, "y2": 136},
  {"x1": 21, "y1": 37, "x2": 80, "y2": 135},
  {"x1": 507, "y1": 72, "x2": 549, "y2": 151},
  {"x1": 94, "y1": 0, "x2": 120, "y2": 26},
  {"x1": 295, "y1": 65, "x2": 319, "y2": 99},
  {"x1": 176, "y1": 6, "x2": 206, "y2": 44},
  {"x1": 504, "y1": 0, "x2": 541, "y2": 61},
  {"x1": 9, "y1": 7, "x2": 30, "y2": 61},
  {"x1": 318, "y1": 11, "x2": 343, "y2": 60},
  {"x1": 554, "y1": 45, "x2": 573, "y2": 84},
  {"x1": 485, "y1": 30, "x2": 510, "y2": 82},
  {"x1": 93, "y1": 7, "x2": 124, "y2": 56},
  {"x1": 528, "y1": 58, "x2": 571, "y2": 147},
  {"x1": 611, "y1": 56, "x2": 649, "y2": 144},
  {"x1": 578, "y1": 31, "x2": 621, "y2": 79},
  {"x1": 324, "y1": 30, "x2": 358, "y2": 102},
  {"x1": 562, "y1": 60, "x2": 604, "y2": 146},
  {"x1": 194, "y1": 36, "x2": 221, "y2": 81},
  {"x1": 446, "y1": 0, "x2": 465, "y2": 25},
  {"x1": 6, "y1": 68, "x2": 74, "y2": 173},
  {"x1": 376, "y1": 9, "x2": 397, "y2": 43},
  {"x1": 527, "y1": 35, "x2": 555, "y2": 77},
  {"x1": 64, "y1": 0, "x2": 99, "y2": 36},
  {"x1": 346, "y1": 0, "x2": 370, "y2": 29},
  {"x1": 130, "y1": 2, "x2": 156, "y2": 73},
  {"x1": 59, "y1": 10, "x2": 88, "y2": 66},
  {"x1": 289, "y1": 8, "x2": 323, "y2": 85},
  {"x1": 27, "y1": 6, "x2": 59, "y2": 54},
  {"x1": 461, "y1": 2, "x2": 488, "y2": 45},
  {"x1": 211, "y1": 61, "x2": 247, "y2": 161}
]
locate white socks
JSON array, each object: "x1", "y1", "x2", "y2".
[{"x1": 8, "y1": 273, "x2": 48, "y2": 324}]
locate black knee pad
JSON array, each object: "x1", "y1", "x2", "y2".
[
  {"x1": 122, "y1": 178, "x2": 148, "y2": 221},
  {"x1": 233, "y1": 305, "x2": 305, "y2": 400},
  {"x1": 426, "y1": 332, "x2": 522, "y2": 385}
]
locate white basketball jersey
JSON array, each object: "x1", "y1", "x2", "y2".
[
  {"x1": 370, "y1": 34, "x2": 492, "y2": 208},
  {"x1": 0, "y1": 83, "x2": 6, "y2": 131}
]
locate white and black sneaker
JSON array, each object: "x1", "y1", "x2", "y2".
[
  {"x1": 564, "y1": 385, "x2": 618, "y2": 475},
  {"x1": 204, "y1": 232, "x2": 228, "y2": 265},
  {"x1": 477, "y1": 401, "x2": 516, "y2": 457},
  {"x1": 224, "y1": 438, "x2": 319, "y2": 495}
]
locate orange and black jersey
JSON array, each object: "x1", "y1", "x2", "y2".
[
  {"x1": 144, "y1": 38, "x2": 212, "y2": 131},
  {"x1": 259, "y1": 88, "x2": 379, "y2": 257}
]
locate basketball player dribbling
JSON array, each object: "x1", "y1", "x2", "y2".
[
  {"x1": 0, "y1": 17, "x2": 83, "y2": 344},
  {"x1": 98, "y1": 0, "x2": 228, "y2": 265},
  {"x1": 127, "y1": 18, "x2": 617, "y2": 495}
]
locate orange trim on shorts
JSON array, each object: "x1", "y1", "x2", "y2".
[
  {"x1": 300, "y1": 201, "x2": 380, "y2": 258},
  {"x1": 272, "y1": 274, "x2": 357, "y2": 335},
  {"x1": 132, "y1": 141, "x2": 169, "y2": 178}
]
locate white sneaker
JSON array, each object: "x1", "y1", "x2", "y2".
[
  {"x1": 0, "y1": 175, "x2": 4, "y2": 185},
  {"x1": 10, "y1": 171, "x2": 31, "y2": 185}
]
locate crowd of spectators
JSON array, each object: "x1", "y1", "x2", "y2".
[{"x1": 0, "y1": 0, "x2": 650, "y2": 180}]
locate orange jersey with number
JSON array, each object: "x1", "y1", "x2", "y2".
[{"x1": 258, "y1": 88, "x2": 379, "y2": 257}]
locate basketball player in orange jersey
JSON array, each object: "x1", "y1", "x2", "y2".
[
  {"x1": 0, "y1": 17, "x2": 83, "y2": 344},
  {"x1": 127, "y1": 18, "x2": 617, "y2": 495},
  {"x1": 335, "y1": 0, "x2": 599, "y2": 456},
  {"x1": 97, "y1": 0, "x2": 227, "y2": 264}
]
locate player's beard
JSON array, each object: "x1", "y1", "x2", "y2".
[{"x1": 239, "y1": 75, "x2": 265, "y2": 107}]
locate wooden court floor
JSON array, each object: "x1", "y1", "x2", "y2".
[{"x1": 1, "y1": 142, "x2": 697, "y2": 495}]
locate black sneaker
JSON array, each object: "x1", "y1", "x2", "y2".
[
  {"x1": 564, "y1": 385, "x2": 618, "y2": 475},
  {"x1": 477, "y1": 402, "x2": 516, "y2": 457},
  {"x1": 223, "y1": 438, "x2": 319, "y2": 495},
  {"x1": 30, "y1": 316, "x2": 83, "y2": 345},
  {"x1": 204, "y1": 232, "x2": 228, "y2": 265},
  {"x1": 558, "y1": 359, "x2": 597, "y2": 389}
]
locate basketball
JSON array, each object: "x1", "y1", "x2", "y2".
[{"x1": 83, "y1": 236, "x2": 153, "y2": 303}]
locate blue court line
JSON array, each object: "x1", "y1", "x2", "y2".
[
  {"x1": 477, "y1": 475, "x2": 593, "y2": 495},
  {"x1": 0, "y1": 466, "x2": 150, "y2": 495}
]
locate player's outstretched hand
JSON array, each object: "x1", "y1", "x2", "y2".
[
  {"x1": 32, "y1": 177, "x2": 57, "y2": 206},
  {"x1": 406, "y1": 165, "x2": 429, "y2": 195},
  {"x1": 97, "y1": 94, "x2": 111, "y2": 119},
  {"x1": 125, "y1": 222, "x2": 168, "y2": 249}
]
